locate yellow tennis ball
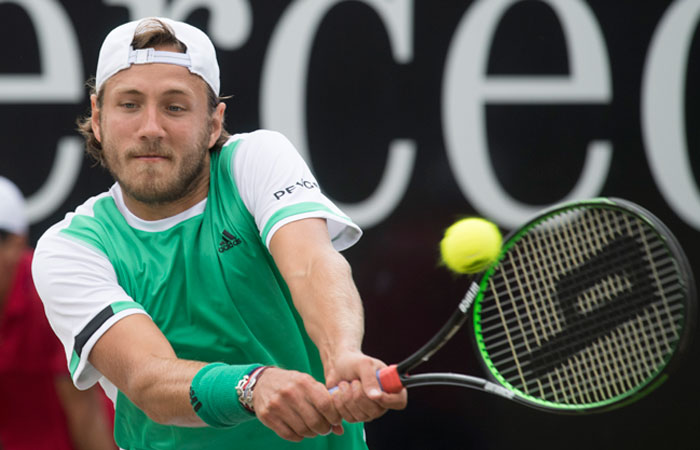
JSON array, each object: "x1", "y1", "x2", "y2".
[{"x1": 440, "y1": 218, "x2": 502, "y2": 274}]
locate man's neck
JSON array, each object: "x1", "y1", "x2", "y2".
[
  {"x1": 122, "y1": 188, "x2": 208, "y2": 221},
  {"x1": 121, "y1": 172, "x2": 210, "y2": 221}
]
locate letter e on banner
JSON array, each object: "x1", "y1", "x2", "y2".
[{"x1": 442, "y1": 0, "x2": 612, "y2": 228}]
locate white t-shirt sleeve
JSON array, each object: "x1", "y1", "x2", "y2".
[
  {"x1": 32, "y1": 226, "x2": 149, "y2": 390},
  {"x1": 230, "y1": 130, "x2": 362, "y2": 250}
]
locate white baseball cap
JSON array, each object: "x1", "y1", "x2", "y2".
[
  {"x1": 95, "y1": 17, "x2": 220, "y2": 95},
  {"x1": 0, "y1": 176, "x2": 28, "y2": 235}
]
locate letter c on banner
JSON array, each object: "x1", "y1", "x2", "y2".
[
  {"x1": 260, "y1": 0, "x2": 416, "y2": 229},
  {"x1": 26, "y1": 137, "x2": 84, "y2": 224},
  {"x1": 104, "y1": 0, "x2": 252, "y2": 49}
]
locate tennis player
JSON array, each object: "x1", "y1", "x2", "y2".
[{"x1": 31, "y1": 17, "x2": 406, "y2": 450}]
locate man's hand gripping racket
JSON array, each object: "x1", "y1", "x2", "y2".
[{"x1": 375, "y1": 198, "x2": 696, "y2": 413}]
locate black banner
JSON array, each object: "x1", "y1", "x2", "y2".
[{"x1": 1, "y1": 1, "x2": 696, "y2": 449}]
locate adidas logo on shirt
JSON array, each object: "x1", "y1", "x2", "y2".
[{"x1": 218, "y1": 230, "x2": 242, "y2": 253}]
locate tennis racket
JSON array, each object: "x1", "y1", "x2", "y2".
[{"x1": 377, "y1": 197, "x2": 696, "y2": 413}]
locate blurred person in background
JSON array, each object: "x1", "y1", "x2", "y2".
[{"x1": 0, "y1": 176, "x2": 117, "y2": 450}]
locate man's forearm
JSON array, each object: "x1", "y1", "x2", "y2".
[
  {"x1": 89, "y1": 314, "x2": 209, "y2": 426},
  {"x1": 284, "y1": 244, "x2": 365, "y2": 369},
  {"x1": 124, "y1": 356, "x2": 209, "y2": 426},
  {"x1": 269, "y1": 218, "x2": 409, "y2": 424}
]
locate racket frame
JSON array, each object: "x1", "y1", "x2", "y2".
[{"x1": 379, "y1": 197, "x2": 696, "y2": 414}]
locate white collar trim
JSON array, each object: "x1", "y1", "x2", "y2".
[{"x1": 111, "y1": 183, "x2": 207, "y2": 232}]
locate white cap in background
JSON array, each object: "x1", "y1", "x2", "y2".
[
  {"x1": 0, "y1": 176, "x2": 28, "y2": 235},
  {"x1": 95, "y1": 17, "x2": 220, "y2": 94}
]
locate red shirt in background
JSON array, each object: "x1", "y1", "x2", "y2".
[{"x1": 0, "y1": 250, "x2": 75, "y2": 450}]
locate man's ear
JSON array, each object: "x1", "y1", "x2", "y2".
[
  {"x1": 208, "y1": 101, "x2": 226, "y2": 149},
  {"x1": 91, "y1": 94, "x2": 102, "y2": 143}
]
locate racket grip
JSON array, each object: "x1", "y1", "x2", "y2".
[
  {"x1": 327, "y1": 364, "x2": 403, "y2": 394},
  {"x1": 376, "y1": 365, "x2": 403, "y2": 393}
]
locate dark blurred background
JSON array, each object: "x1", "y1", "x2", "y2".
[{"x1": 1, "y1": 1, "x2": 697, "y2": 448}]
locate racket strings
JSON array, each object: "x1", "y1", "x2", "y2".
[
  {"x1": 491, "y1": 302, "x2": 683, "y2": 404},
  {"x1": 477, "y1": 207, "x2": 686, "y2": 406}
]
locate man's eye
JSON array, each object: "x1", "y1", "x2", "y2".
[
  {"x1": 121, "y1": 102, "x2": 137, "y2": 109},
  {"x1": 168, "y1": 105, "x2": 185, "y2": 112}
]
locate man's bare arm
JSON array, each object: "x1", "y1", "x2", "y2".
[
  {"x1": 89, "y1": 314, "x2": 207, "y2": 426},
  {"x1": 268, "y1": 218, "x2": 407, "y2": 423}
]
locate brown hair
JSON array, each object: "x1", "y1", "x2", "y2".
[{"x1": 76, "y1": 19, "x2": 230, "y2": 167}]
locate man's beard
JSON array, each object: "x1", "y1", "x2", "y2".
[{"x1": 103, "y1": 130, "x2": 211, "y2": 206}]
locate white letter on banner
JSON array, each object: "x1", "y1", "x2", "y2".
[
  {"x1": 261, "y1": 0, "x2": 416, "y2": 229},
  {"x1": 26, "y1": 137, "x2": 84, "y2": 223},
  {"x1": 104, "y1": 0, "x2": 252, "y2": 49},
  {"x1": 0, "y1": 0, "x2": 82, "y2": 102},
  {"x1": 103, "y1": 0, "x2": 167, "y2": 21},
  {"x1": 442, "y1": 0, "x2": 611, "y2": 228},
  {"x1": 642, "y1": 0, "x2": 700, "y2": 230}
]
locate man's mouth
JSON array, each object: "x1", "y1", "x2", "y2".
[{"x1": 132, "y1": 153, "x2": 170, "y2": 161}]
